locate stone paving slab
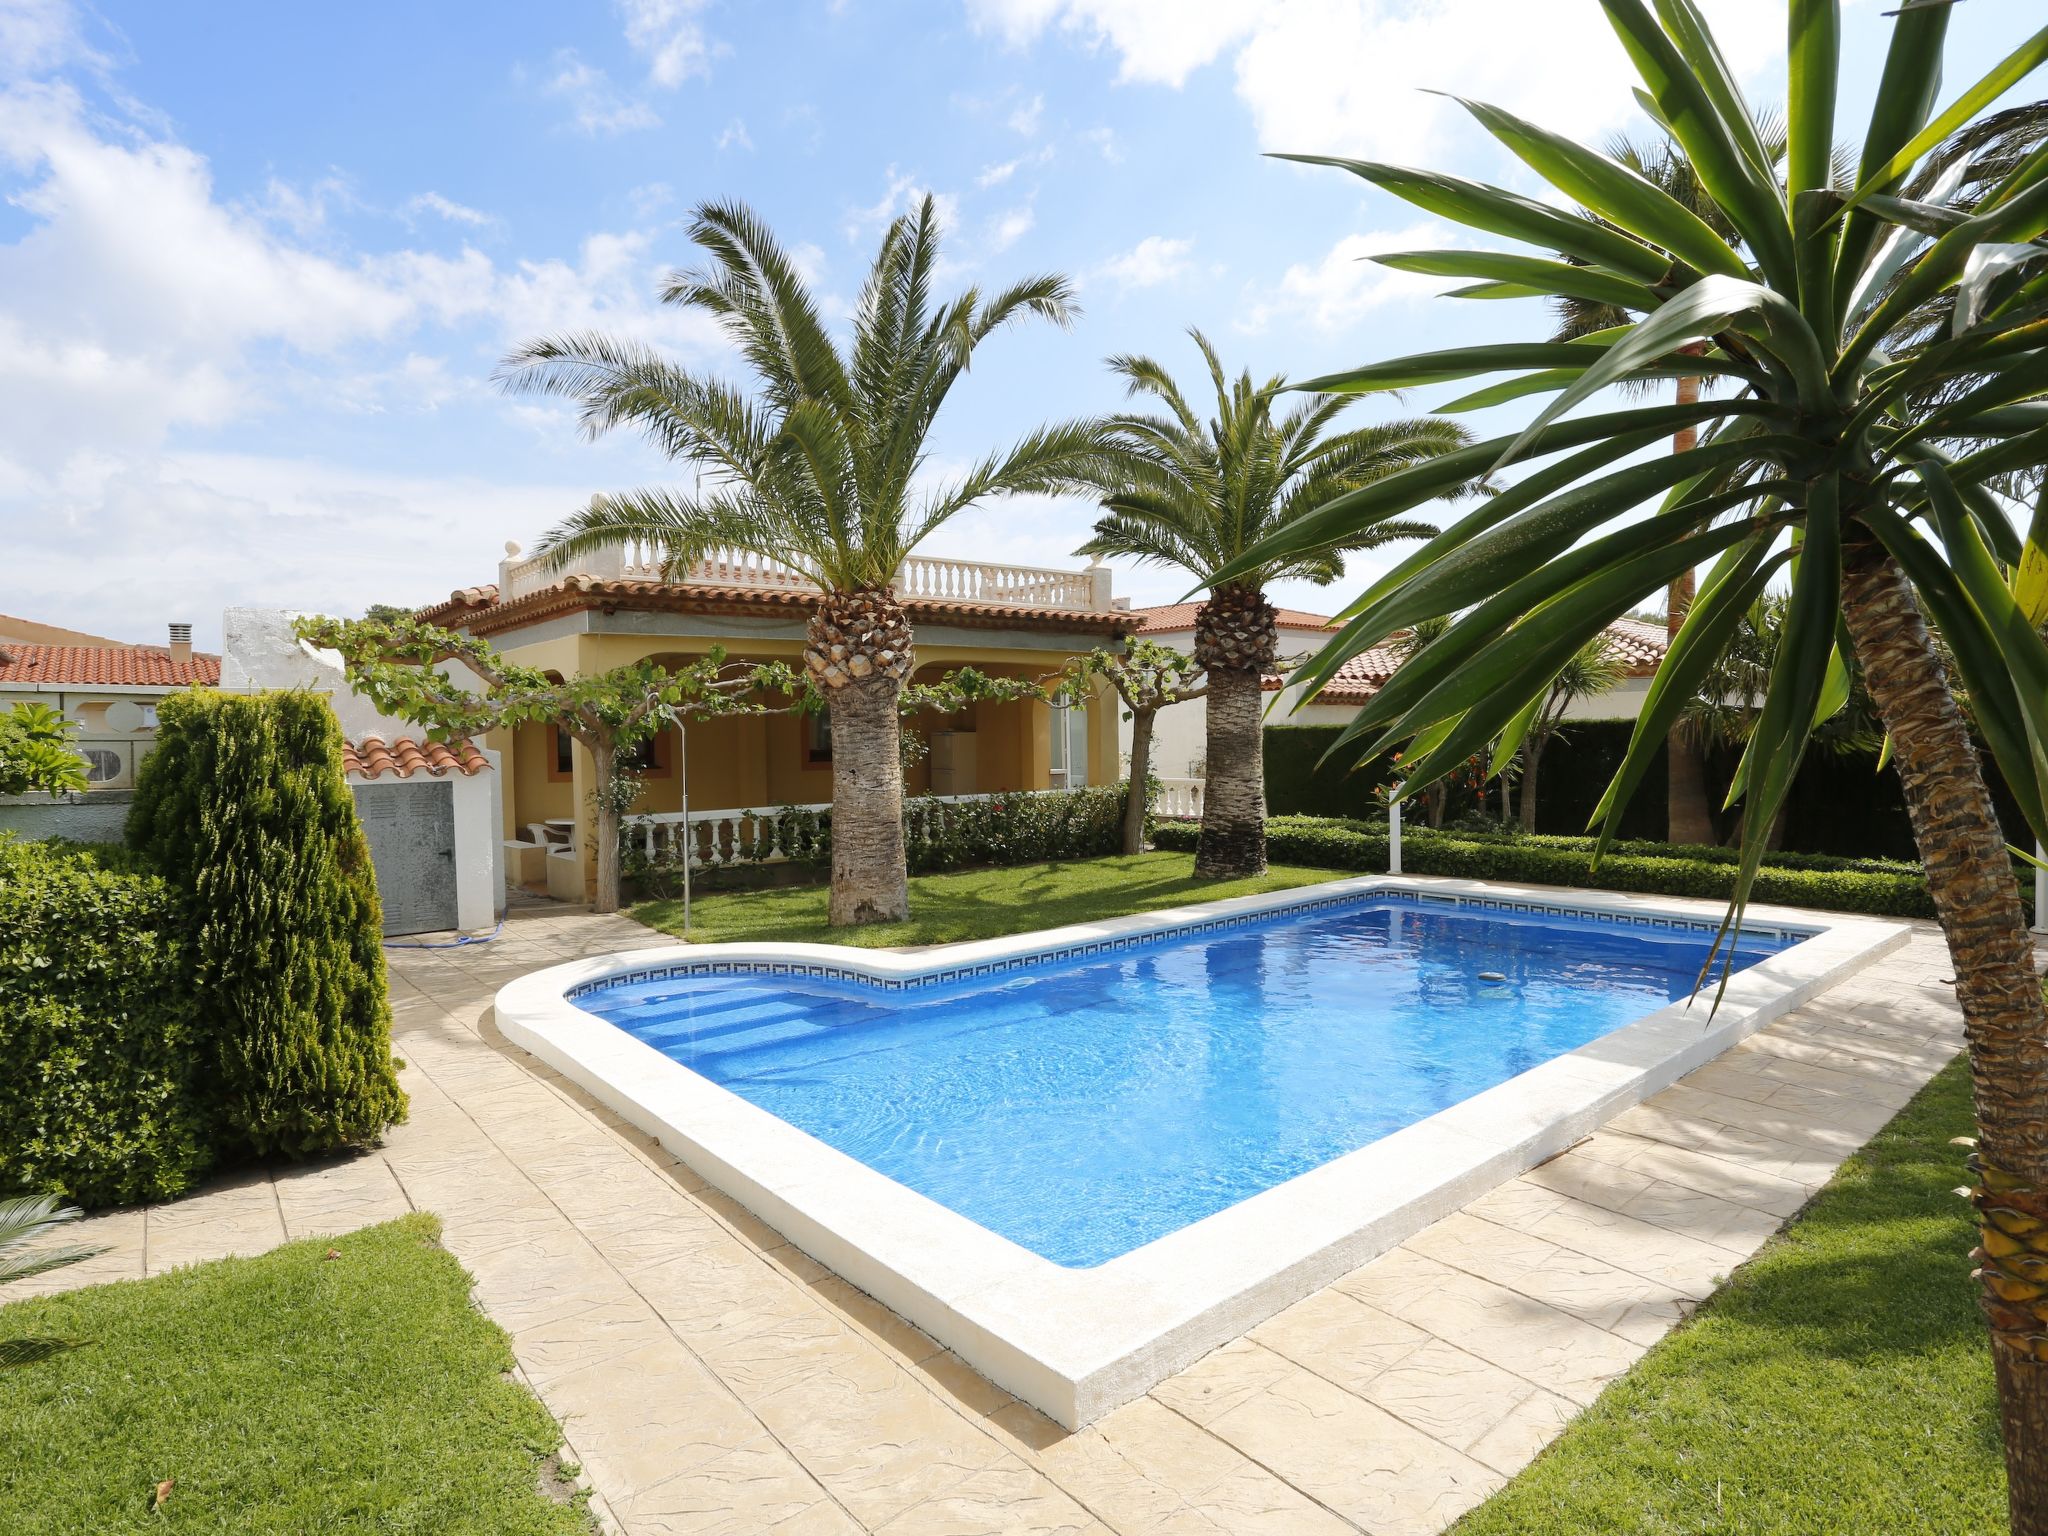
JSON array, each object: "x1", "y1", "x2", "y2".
[{"x1": 5, "y1": 907, "x2": 1970, "y2": 1535}]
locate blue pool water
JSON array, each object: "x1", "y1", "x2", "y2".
[{"x1": 578, "y1": 897, "x2": 1792, "y2": 1267}]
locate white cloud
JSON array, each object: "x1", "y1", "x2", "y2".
[
  {"x1": 988, "y1": 205, "x2": 1035, "y2": 252},
  {"x1": 845, "y1": 166, "x2": 959, "y2": 241},
  {"x1": 407, "y1": 190, "x2": 494, "y2": 228},
  {"x1": 8, "y1": 451, "x2": 613, "y2": 649},
  {"x1": 0, "y1": 60, "x2": 725, "y2": 556},
  {"x1": 1007, "y1": 91, "x2": 1044, "y2": 136},
  {"x1": 628, "y1": 180, "x2": 674, "y2": 219},
  {"x1": 615, "y1": 0, "x2": 713, "y2": 87},
  {"x1": 968, "y1": 0, "x2": 1253, "y2": 88},
  {"x1": 978, "y1": 143, "x2": 1054, "y2": 188},
  {"x1": 0, "y1": 0, "x2": 98, "y2": 80},
  {"x1": 1081, "y1": 125, "x2": 1121, "y2": 162},
  {"x1": 1236, "y1": 221, "x2": 1448, "y2": 333},
  {"x1": 542, "y1": 53, "x2": 660, "y2": 135},
  {"x1": 1094, "y1": 234, "x2": 1192, "y2": 290},
  {"x1": 971, "y1": 0, "x2": 1781, "y2": 161},
  {"x1": 716, "y1": 116, "x2": 752, "y2": 151}
]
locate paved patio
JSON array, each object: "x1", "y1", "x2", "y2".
[{"x1": 9, "y1": 902, "x2": 1967, "y2": 1535}]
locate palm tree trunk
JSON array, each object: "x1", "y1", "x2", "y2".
[
  {"x1": 826, "y1": 678, "x2": 910, "y2": 925},
  {"x1": 590, "y1": 737, "x2": 623, "y2": 915},
  {"x1": 806, "y1": 588, "x2": 916, "y2": 927},
  {"x1": 1665, "y1": 371, "x2": 1718, "y2": 847},
  {"x1": 1667, "y1": 729, "x2": 1717, "y2": 846},
  {"x1": 1839, "y1": 540, "x2": 2048, "y2": 1532},
  {"x1": 1196, "y1": 664, "x2": 1267, "y2": 876},
  {"x1": 1519, "y1": 732, "x2": 1546, "y2": 833},
  {"x1": 1192, "y1": 585, "x2": 1278, "y2": 879},
  {"x1": 1124, "y1": 706, "x2": 1155, "y2": 856}
]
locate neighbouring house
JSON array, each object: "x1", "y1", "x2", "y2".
[
  {"x1": 221, "y1": 607, "x2": 504, "y2": 936},
  {"x1": 1120, "y1": 607, "x2": 1672, "y2": 811},
  {"x1": 1115, "y1": 605, "x2": 1353, "y2": 800},
  {"x1": 417, "y1": 539, "x2": 1142, "y2": 901},
  {"x1": 0, "y1": 619, "x2": 221, "y2": 842}
]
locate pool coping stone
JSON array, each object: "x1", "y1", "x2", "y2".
[{"x1": 494, "y1": 873, "x2": 1908, "y2": 1428}]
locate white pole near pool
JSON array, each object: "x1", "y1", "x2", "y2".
[
  {"x1": 2034, "y1": 841, "x2": 2046, "y2": 937},
  {"x1": 1388, "y1": 784, "x2": 1403, "y2": 876},
  {"x1": 679, "y1": 719, "x2": 691, "y2": 936}
]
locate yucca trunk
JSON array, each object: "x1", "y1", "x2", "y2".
[
  {"x1": 590, "y1": 737, "x2": 624, "y2": 915},
  {"x1": 1666, "y1": 371, "x2": 1718, "y2": 847},
  {"x1": 1193, "y1": 585, "x2": 1277, "y2": 879},
  {"x1": 807, "y1": 589, "x2": 914, "y2": 926},
  {"x1": 1839, "y1": 538, "x2": 2048, "y2": 1530},
  {"x1": 1124, "y1": 706, "x2": 1156, "y2": 856}
]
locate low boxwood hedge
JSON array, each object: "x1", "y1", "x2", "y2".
[
  {"x1": 0, "y1": 837, "x2": 209, "y2": 1206},
  {"x1": 1152, "y1": 815, "x2": 1942, "y2": 919}
]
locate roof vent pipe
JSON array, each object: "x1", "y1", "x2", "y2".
[{"x1": 168, "y1": 622, "x2": 193, "y2": 664}]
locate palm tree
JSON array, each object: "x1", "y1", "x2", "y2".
[
  {"x1": 1223, "y1": 6, "x2": 2048, "y2": 1518},
  {"x1": 499, "y1": 197, "x2": 1106, "y2": 925},
  {"x1": 1069, "y1": 331, "x2": 1473, "y2": 876},
  {"x1": 1514, "y1": 634, "x2": 1625, "y2": 833}
]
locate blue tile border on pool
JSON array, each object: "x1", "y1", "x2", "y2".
[{"x1": 564, "y1": 886, "x2": 1819, "y2": 1002}]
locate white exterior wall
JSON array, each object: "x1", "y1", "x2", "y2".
[
  {"x1": 224, "y1": 606, "x2": 502, "y2": 933},
  {"x1": 1115, "y1": 622, "x2": 1657, "y2": 777}
]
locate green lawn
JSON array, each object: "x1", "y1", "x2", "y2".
[
  {"x1": 1454, "y1": 1056, "x2": 1998, "y2": 1535},
  {"x1": 0, "y1": 1214, "x2": 592, "y2": 1535},
  {"x1": 631, "y1": 850, "x2": 1347, "y2": 947}
]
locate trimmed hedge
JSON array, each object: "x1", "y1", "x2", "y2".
[
  {"x1": 129, "y1": 691, "x2": 406, "y2": 1160},
  {"x1": 627, "y1": 783, "x2": 1130, "y2": 896},
  {"x1": 1262, "y1": 726, "x2": 1398, "y2": 819},
  {"x1": 0, "y1": 838, "x2": 209, "y2": 1206},
  {"x1": 1153, "y1": 815, "x2": 1943, "y2": 919},
  {"x1": 1266, "y1": 716, "x2": 2030, "y2": 861}
]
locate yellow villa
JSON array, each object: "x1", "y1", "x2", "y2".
[{"x1": 416, "y1": 538, "x2": 1143, "y2": 899}]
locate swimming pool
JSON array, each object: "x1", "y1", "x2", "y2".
[
  {"x1": 498, "y1": 876, "x2": 1905, "y2": 1426},
  {"x1": 578, "y1": 895, "x2": 1790, "y2": 1267}
]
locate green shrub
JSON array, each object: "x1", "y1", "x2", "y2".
[
  {"x1": 625, "y1": 784, "x2": 1129, "y2": 896},
  {"x1": 128, "y1": 691, "x2": 406, "y2": 1158},
  {"x1": 903, "y1": 785, "x2": 1126, "y2": 872},
  {"x1": 1152, "y1": 814, "x2": 1940, "y2": 919},
  {"x1": 0, "y1": 838, "x2": 209, "y2": 1205}
]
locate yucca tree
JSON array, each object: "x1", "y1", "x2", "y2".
[
  {"x1": 1216, "y1": 4, "x2": 2048, "y2": 1517},
  {"x1": 1548, "y1": 130, "x2": 1785, "y2": 844},
  {"x1": 500, "y1": 197, "x2": 1106, "y2": 924},
  {"x1": 1068, "y1": 330, "x2": 1472, "y2": 876}
]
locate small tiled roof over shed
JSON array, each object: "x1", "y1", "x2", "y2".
[{"x1": 341, "y1": 735, "x2": 491, "y2": 781}]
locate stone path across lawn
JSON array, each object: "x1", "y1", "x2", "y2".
[{"x1": 8, "y1": 904, "x2": 1970, "y2": 1536}]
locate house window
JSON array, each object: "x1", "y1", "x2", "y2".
[
  {"x1": 550, "y1": 725, "x2": 673, "y2": 779},
  {"x1": 139, "y1": 703, "x2": 159, "y2": 729},
  {"x1": 620, "y1": 730, "x2": 674, "y2": 778},
  {"x1": 1049, "y1": 701, "x2": 1089, "y2": 789},
  {"x1": 805, "y1": 711, "x2": 832, "y2": 766}
]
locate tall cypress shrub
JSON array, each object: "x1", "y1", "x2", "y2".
[{"x1": 128, "y1": 691, "x2": 406, "y2": 1156}]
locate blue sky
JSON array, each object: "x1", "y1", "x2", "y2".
[{"x1": 0, "y1": 0, "x2": 2030, "y2": 648}]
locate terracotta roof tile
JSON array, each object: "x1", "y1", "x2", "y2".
[
  {"x1": 0, "y1": 643, "x2": 220, "y2": 687},
  {"x1": 1263, "y1": 617, "x2": 1671, "y2": 704},
  {"x1": 437, "y1": 576, "x2": 1141, "y2": 639},
  {"x1": 1131, "y1": 602, "x2": 1334, "y2": 635},
  {"x1": 342, "y1": 735, "x2": 490, "y2": 780}
]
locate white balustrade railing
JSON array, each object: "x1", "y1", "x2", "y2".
[
  {"x1": 627, "y1": 790, "x2": 1080, "y2": 870},
  {"x1": 1154, "y1": 776, "x2": 1205, "y2": 820},
  {"x1": 499, "y1": 540, "x2": 1109, "y2": 610}
]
